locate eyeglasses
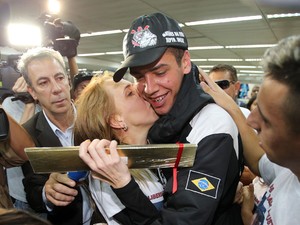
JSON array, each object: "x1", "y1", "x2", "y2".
[{"x1": 215, "y1": 80, "x2": 235, "y2": 89}]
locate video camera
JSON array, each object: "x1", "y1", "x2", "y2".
[
  {"x1": 0, "y1": 108, "x2": 9, "y2": 141},
  {"x1": 39, "y1": 13, "x2": 81, "y2": 58}
]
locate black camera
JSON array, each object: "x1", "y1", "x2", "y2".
[
  {"x1": 39, "y1": 14, "x2": 81, "y2": 58},
  {"x1": 0, "y1": 108, "x2": 9, "y2": 141}
]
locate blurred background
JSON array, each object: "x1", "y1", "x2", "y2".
[{"x1": 0, "y1": 0, "x2": 299, "y2": 91}]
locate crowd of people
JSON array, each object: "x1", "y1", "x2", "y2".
[{"x1": 0, "y1": 11, "x2": 299, "y2": 225}]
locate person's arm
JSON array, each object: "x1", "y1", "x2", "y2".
[
  {"x1": 10, "y1": 76, "x2": 37, "y2": 124},
  {"x1": 0, "y1": 106, "x2": 34, "y2": 161},
  {"x1": 19, "y1": 103, "x2": 36, "y2": 124},
  {"x1": 67, "y1": 56, "x2": 78, "y2": 82},
  {"x1": 199, "y1": 69, "x2": 264, "y2": 175}
]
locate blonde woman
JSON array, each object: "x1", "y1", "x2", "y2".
[{"x1": 74, "y1": 72, "x2": 164, "y2": 225}]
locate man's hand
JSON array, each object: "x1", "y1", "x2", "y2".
[
  {"x1": 11, "y1": 77, "x2": 35, "y2": 104},
  {"x1": 44, "y1": 172, "x2": 78, "y2": 206}
]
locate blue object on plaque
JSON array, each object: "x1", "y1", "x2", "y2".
[{"x1": 67, "y1": 171, "x2": 89, "y2": 182}]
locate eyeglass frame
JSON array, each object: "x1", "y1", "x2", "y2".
[{"x1": 214, "y1": 79, "x2": 236, "y2": 89}]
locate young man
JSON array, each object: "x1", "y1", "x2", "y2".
[
  {"x1": 112, "y1": 12, "x2": 244, "y2": 225},
  {"x1": 18, "y1": 47, "x2": 99, "y2": 225},
  {"x1": 200, "y1": 35, "x2": 300, "y2": 225}
]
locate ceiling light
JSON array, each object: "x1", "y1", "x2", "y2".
[
  {"x1": 208, "y1": 58, "x2": 243, "y2": 62},
  {"x1": 185, "y1": 15, "x2": 262, "y2": 26},
  {"x1": 245, "y1": 58, "x2": 262, "y2": 61},
  {"x1": 81, "y1": 30, "x2": 123, "y2": 37},
  {"x1": 105, "y1": 51, "x2": 123, "y2": 55},
  {"x1": 198, "y1": 65, "x2": 214, "y2": 68},
  {"x1": 267, "y1": 13, "x2": 300, "y2": 19},
  {"x1": 226, "y1": 44, "x2": 275, "y2": 48},
  {"x1": 78, "y1": 53, "x2": 105, "y2": 56},
  {"x1": 239, "y1": 70, "x2": 263, "y2": 73},
  {"x1": 189, "y1": 46, "x2": 224, "y2": 50},
  {"x1": 48, "y1": 0, "x2": 60, "y2": 14},
  {"x1": 191, "y1": 59, "x2": 208, "y2": 61},
  {"x1": 8, "y1": 23, "x2": 41, "y2": 47},
  {"x1": 234, "y1": 65, "x2": 257, "y2": 68}
]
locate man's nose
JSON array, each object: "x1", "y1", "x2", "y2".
[
  {"x1": 143, "y1": 75, "x2": 158, "y2": 95},
  {"x1": 51, "y1": 81, "x2": 62, "y2": 93},
  {"x1": 247, "y1": 107, "x2": 261, "y2": 133}
]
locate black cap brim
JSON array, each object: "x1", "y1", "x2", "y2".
[{"x1": 113, "y1": 46, "x2": 167, "y2": 82}]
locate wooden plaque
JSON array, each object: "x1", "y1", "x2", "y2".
[{"x1": 25, "y1": 144, "x2": 197, "y2": 173}]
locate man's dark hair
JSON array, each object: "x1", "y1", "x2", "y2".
[
  {"x1": 168, "y1": 47, "x2": 185, "y2": 67},
  {"x1": 209, "y1": 64, "x2": 238, "y2": 82},
  {"x1": 261, "y1": 35, "x2": 300, "y2": 134}
]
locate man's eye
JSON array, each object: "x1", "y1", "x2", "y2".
[
  {"x1": 38, "y1": 81, "x2": 47, "y2": 86},
  {"x1": 156, "y1": 70, "x2": 166, "y2": 76},
  {"x1": 57, "y1": 76, "x2": 65, "y2": 81}
]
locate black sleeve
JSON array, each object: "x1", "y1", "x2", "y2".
[
  {"x1": 113, "y1": 134, "x2": 243, "y2": 225},
  {"x1": 113, "y1": 178, "x2": 160, "y2": 225},
  {"x1": 22, "y1": 161, "x2": 49, "y2": 212}
]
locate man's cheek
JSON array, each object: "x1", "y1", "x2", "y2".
[{"x1": 136, "y1": 82, "x2": 145, "y2": 94}]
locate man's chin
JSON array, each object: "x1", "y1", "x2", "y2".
[{"x1": 153, "y1": 106, "x2": 170, "y2": 116}]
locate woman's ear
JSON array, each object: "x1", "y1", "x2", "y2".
[{"x1": 109, "y1": 114, "x2": 124, "y2": 129}]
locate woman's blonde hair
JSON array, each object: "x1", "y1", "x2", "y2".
[{"x1": 74, "y1": 71, "x2": 117, "y2": 145}]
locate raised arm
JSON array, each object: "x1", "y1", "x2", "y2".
[{"x1": 199, "y1": 69, "x2": 264, "y2": 175}]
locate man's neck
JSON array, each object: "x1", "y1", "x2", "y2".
[{"x1": 43, "y1": 105, "x2": 75, "y2": 132}]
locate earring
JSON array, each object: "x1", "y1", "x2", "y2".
[{"x1": 122, "y1": 125, "x2": 128, "y2": 131}]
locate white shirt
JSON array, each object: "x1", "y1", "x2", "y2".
[
  {"x1": 253, "y1": 155, "x2": 300, "y2": 225},
  {"x1": 43, "y1": 106, "x2": 93, "y2": 225}
]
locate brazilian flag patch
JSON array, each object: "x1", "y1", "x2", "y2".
[{"x1": 185, "y1": 170, "x2": 221, "y2": 199}]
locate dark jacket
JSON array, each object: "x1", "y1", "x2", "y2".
[
  {"x1": 113, "y1": 64, "x2": 244, "y2": 225},
  {"x1": 22, "y1": 111, "x2": 84, "y2": 225}
]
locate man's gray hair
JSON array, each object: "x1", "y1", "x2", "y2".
[{"x1": 17, "y1": 47, "x2": 66, "y2": 86}]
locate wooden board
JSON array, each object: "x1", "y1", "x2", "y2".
[{"x1": 25, "y1": 144, "x2": 197, "y2": 173}]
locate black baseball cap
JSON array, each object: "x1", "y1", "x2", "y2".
[
  {"x1": 73, "y1": 71, "x2": 94, "y2": 90},
  {"x1": 113, "y1": 12, "x2": 188, "y2": 82}
]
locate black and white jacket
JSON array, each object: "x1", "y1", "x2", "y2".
[{"x1": 113, "y1": 64, "x2": 244, "y2": 225}]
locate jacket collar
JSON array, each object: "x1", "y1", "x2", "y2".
[{"x1": 148, "y1": 64, "x2": 214, "y2": 143}]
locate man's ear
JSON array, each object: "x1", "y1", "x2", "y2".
[
  {"x1": 234, "y1": 81, "x2": 241, "y2": 96},
  {"x1": 182, "y1": 50, "x2": 192, "y2": 74},
  {"x1": 109, "y1": 114, "x2": 124, "y2": 129},
  {"x1": 27, "y1": 86, "x2": 38, "y2": 101}
]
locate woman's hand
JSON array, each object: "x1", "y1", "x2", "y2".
[{"x1": 79, "y1": 139, "x2": 131, "y2": 189}]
